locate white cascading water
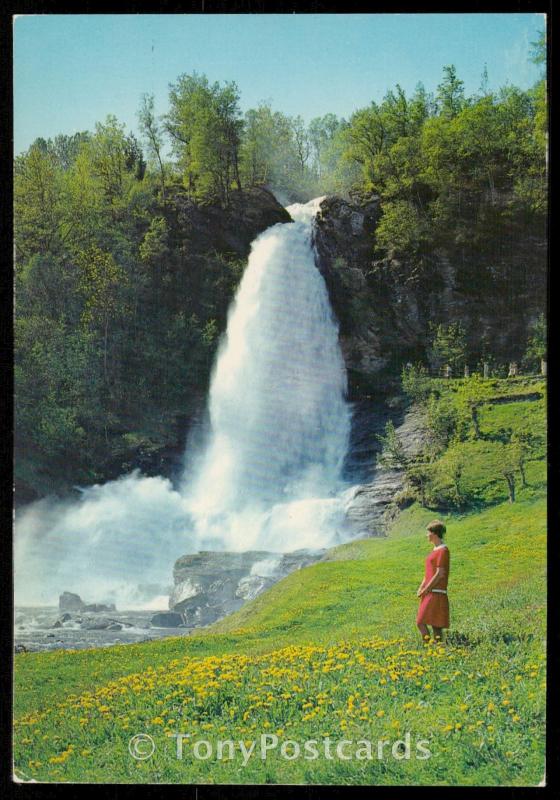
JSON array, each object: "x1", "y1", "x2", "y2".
[{"x1": 14, "y1": 199, "x2": 353, "y2": 607}]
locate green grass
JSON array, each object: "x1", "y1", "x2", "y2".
[{"x1": 13, "y1": 378, "x2": 547, "y2": 785}]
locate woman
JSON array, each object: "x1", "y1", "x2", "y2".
[{"x1": 416, "y1": 519, "x2": 450, "y2": 642}]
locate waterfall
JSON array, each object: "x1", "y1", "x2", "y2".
[
  {"x1": 14, "y1": 198, "x2": 353, "y2": 607},
  {"x1": 183, "y1": 198, "x2": 351, "y2": 549}
]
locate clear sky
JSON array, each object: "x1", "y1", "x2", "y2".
[{"x1": 13, "y1": 12, "x2": 546, "y2": 154}]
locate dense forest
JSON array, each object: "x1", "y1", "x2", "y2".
[{"x1": 14, "y1": 38, "x2": 547, "y2": 503}]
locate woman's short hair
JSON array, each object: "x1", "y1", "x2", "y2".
[{"x1": 427, "y1": 520, "x2": 446, "y2": 537}]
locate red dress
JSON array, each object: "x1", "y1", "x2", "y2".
[{"x1": 416, "y1": 545, "x2": 450, "y2": 628}]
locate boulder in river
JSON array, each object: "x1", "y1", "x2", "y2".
[
  {"x1": 150, "y1": 611, "x2": 184, "y2": 628},
  {"x1": 59, "y1": 592, "x2": 117, "y2": 613},
  {"x1": 80, "y1": 616, "x2": 114, "y2": 631},
  {"x1": 59, "y1": 591, "x2": 85, "y2": 611}
]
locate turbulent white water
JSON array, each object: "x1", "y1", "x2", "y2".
[{"x1": 14, "y1": 199, "x2": 353, "y2": 607}]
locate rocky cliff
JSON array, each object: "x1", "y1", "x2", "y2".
[
  {"x1": 170, "y1": 186, "x2": 292, "y2": 260},
  {"x1": 313, "y1": 194, "x2": 546, "y2": 398},
  {"x1": 169, "y1": 549, "x2": 326, "y2": 626}
]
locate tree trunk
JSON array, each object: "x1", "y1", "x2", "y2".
[
  {"x1": 519, "y1": 463, "x2": 528, "y2": 488},
  {"x1": 103, "y1": 315, "x2": 109, "y2": 386},
  {"x1": 504, "y1": 472, "x2": 515, "y2": 503},
  {"x1": 233, "y1": 151, "x2": 242, "y2": 193},
  {"x1": 471, "y1": 406, "x2": 481, "y2": 438},
  {"x1": 157, "y1": 154, "x2": 166, "y2": 204}
]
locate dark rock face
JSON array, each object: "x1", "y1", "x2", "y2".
[
  {"x1": 150, "y1": 612, "x2": 184, "y2": 628},
  {"x1": 171, "y1": 187, "x2": 292, "y2": 260},
  {"x1": 343, "y1": 404, "x2": 429, "y2": 536},
  {"x1": 313, "y1": 195, "x2": 546, "y2": 396},
  {"x1": 169, "y1": 549, "x2": 325, "y2": 626}
]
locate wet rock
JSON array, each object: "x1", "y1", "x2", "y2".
[
  {"x1": 150, "y1": 611, "x2": 184, "y2": 628},
  {"x1": 235, "y1": 575, "x2": 275, "y2": 601},
  {"x1": 169, "y1": 549, "x2": 325, "y2": 627},
  {"x1": 59, "y1": 592, "x2": 85, "y2": 611},
  {"x1": 80, "y1": 617, "x2": 112, "y2": 631},
  {"x1": 342, "y1": 404, "x2": 429, "y2": 536},
  {"x1": 59, "y1": 592, "x2": 116, "y2": 613}
]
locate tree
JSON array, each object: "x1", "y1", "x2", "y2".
[
  {"x1": 401, "y1": 363, "x2": 432, "y2": 403},
  {"x1": 75, "y1": 245, "x2": 127, "y2": 387},
  {"x1": 138, "y1": 93, "x2": 167, "y2": 202},
  {"x1": 405, "y1": 463, "x2": 433, "y2": 507},
  {"x1": 529, "y1": 30, "x2": 546, "y2": 74},
  {"x1": 14, "y1": 144, "x2": 65, "y2": 260},
  {"x1": 345, "y1": 103, "x2": 387, "y2": 189},
  {"x1": 291, "y1": 116, "x2": 310, "y2": 175},
  {"x1": 500, "y1": 443, "x2": 518, "y2": 503},
  {"x1": 165, "y1": 73, "x2": 243, "y2": 204},
  {"x1": 308, "y1": 113, "x2": 341, "y2": 178},
  {"x1": 376, "y1": 420, "x2": 408, "y2": 469},
  {"x1": 510, "y1": 431, "x2": 535, "y2": 488},
  {"x1": 524, "y1": 313, "x2": 546, "y2": 370},
  {"x1": 375, "y1": 199, "x2": 428, "y2": 260},
  {"x1": 437, "y1": 65, "x2": 465, "y2": 118},
  {"x1": 425, "y1": 394, "x2": 460, "y2": 452},
  {"x1": 428, "y1": 322, "x2": 468, "y2": 374},
  {"x1": 436, "y1": 449, "x2": 466, "y2": 508},
  {"x1": 455, "y1": 374, "x2": 494, "y2": 439}
]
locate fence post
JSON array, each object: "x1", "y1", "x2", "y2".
[
  {"x1": 443, "y1": 364, "x2": 452, "y2": 379},
  {"x1": 508, "y1": 362, "x2": 518, "y2": 378},
  {"x1": 541, "y1": 359, "x2": 547, "y2": 377},
  {"x1": 483, "y1": 362, "x2": 490, "y2": 379},
  {"x1": 464, "y1": 365, "x2": 470, "y2": 378}
]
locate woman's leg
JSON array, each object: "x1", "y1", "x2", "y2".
[
  {"x1": 417, "y1": 623, "x2": 430, "y2": 641},
  {"x1": 432, "y1": 626, "x2": 444, "y2": 642}
]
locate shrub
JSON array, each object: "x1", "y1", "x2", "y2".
[{"x1": 401, "y1": 363, "x2": 432, "y2": 403}]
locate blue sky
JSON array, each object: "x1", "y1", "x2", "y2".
[{"x1": 13, "y1": 13, "x2": 546, "y2": 154}]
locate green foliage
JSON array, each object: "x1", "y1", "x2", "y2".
[
  {"x1": 375, "y1": 199, "x2": 429, "y2": 259},
  {"x1": 436, "y1": 65, "x2": 465, "y2": 118},
  {"x1": 425, "y1": 393, "x2": 461, "y2": 452},
  {"x1": 376, "y1": 420, "x2": 408, "y2": 469},
  {"x1": 165, "y1": 73, "x2": 243, "y2": 204},
  {"x1": 523, "y1": 312, "x2": 546, "y2": 368},
  {"x1": 428, "y1": 322, "x2": 468, "y2": 374},
  {"x1": 401, "y1": 363, "x2": 431, "y2": 403},
  {"x1": 137, "y1": 93, "x2": 167, "y2": 202},
  {"x1": 455, "y1": 374, "x2": 495, "y2": 439},
  {"x1": 139, "y1": 216, "x2": 169, "y2": 264}
]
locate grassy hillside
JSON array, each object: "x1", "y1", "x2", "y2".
[{"x1": 13, "y1": 378, "x2": 547, "y2": 786}]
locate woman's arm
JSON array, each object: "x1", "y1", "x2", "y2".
[{"x1": 419, "y1": 566, "x2": 447, "y2": 597}]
